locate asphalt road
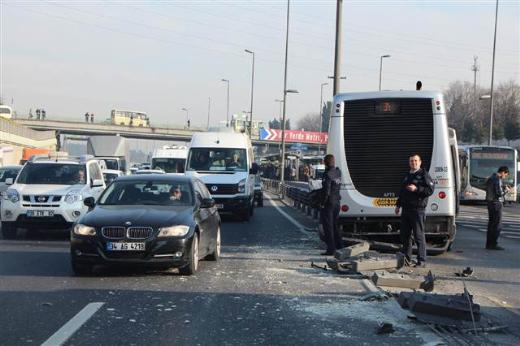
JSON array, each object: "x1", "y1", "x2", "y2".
[{"x1": 1, "y1": 198, "x2": 519, "y2": 345}]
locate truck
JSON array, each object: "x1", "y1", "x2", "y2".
[
  {"x1": 87, "y1": 136, "x2": 128, "y2": 173},
  {"x1": 151, "y1": 145, "x2": 188, "y2": 173},
  {"x1": 20, "y1": 148, "x2": 51, "y2": 165}
]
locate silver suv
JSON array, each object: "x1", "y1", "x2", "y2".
[{"x1": 1, "y1": 155, "x2": 106, "y2": 239}]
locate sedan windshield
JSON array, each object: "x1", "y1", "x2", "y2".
[
  {"x1": 98, "y1": 180, "x2": 193, "y2": 206},
  {"x1": 187, "y1": 148, "x2": 247, "y2": 172},
  {"x1": 17, "y1": 163, "x2": 87, "y2": 185}
]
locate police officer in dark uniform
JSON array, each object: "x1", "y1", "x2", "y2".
[
  {"x1": 320, "y1": 154, "x2": 342, "y2": 255},
  {"x1": 395, "y1": 154, "x2": 434, "y2": 267},
  {"x1": 485, "y1": 166, "x2": 510, "y2": 250}
]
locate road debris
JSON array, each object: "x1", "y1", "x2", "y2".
[
  {"x1": 455, "y1": 266, "x2": 474, "y2": 277},
  {"x1": 372, "y1": 270, "x2": 435, "y2": 292},
  {"x1": 398, "y1": 289, "x2": 481, "y2": 322},
  {"x1": 310, "y1": 261, "x2": 329, "y2": 271},
  {"x1": 334, "y1": 241, "x2": 370, "y2": 260},
  {"x1": 376, "y1": 322, "x2": 395, "y2": 334}
]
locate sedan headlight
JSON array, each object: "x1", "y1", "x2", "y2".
[
  {"x1": 158, "y1": 225, "x2": 190, "y2": 237},
  {"x1": 65, "y1": 192, "x2": 83, "y2": 204},
  {"x1": 5, "y1": 189, "x2": 20, "y2": 203},
  {"x1": 238, "y1": 178, "x2": 247, "y2": 193},
  {"x1": 73, "y1": 224, "x2": 96, "y2": 236}
]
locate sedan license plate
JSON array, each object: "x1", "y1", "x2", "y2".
[
  {"x1": 27, "y1": 210, "x2": 54, "y2": 217},
  {"x1": 106, "y1": 242, "x2": 145, "y2": 251},
  {"x1": 216, "y1": 204, "x2": 224, "y2": 209}
]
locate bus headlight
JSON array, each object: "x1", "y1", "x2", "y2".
[{"x1": 431, "y1": 203, "x2": 439, "y2": 211}]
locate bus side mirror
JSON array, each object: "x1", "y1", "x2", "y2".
[
  {"x1": 249, "y1": 163, "x2": 259, "y2": 175},
  {"x1": 5, "y1": 178, "x2": 14, "y2": 186},
  {"x1": 84, "y1": 197, "x2": 95, "y2": 209}
]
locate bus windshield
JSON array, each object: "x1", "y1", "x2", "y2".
[{"x1": 469, "y1": 148, "x2": 515, "y2": 190}]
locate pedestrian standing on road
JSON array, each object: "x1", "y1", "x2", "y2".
[
  {"x1": 36, "y1": 109, "x2": 41, "y2": 120},
  {"x1": 85, "y1": 112, "x2": 89, "y2": 122},
  {"x1": 485, "y1": 166, "x2": 510, "y2": 250},
  {"x1": 395, "y1": 154, "x2": 434, "y2": 268},
  {"x1": 90, "y1": 113, "x2": 94, "y2": 123},
  {"x1": 320, "y1": 154, "x2": 342, "y2": 255},
  {"x1": 41, "y1": 109, "x2": 46, "y2": 120}
]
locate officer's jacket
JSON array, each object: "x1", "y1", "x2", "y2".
[
  {"x1": 322, "y1": 166, "x2": 341, "y2": 205},
  {"x1": 396, "y1": 168, "x2": 434, "y2": 211},
  {"x1": 485, "y1": 173, "x2": 505, "y2": 202}
]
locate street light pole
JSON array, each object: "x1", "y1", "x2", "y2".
[
  {"x1": 245, "y1": 49, "x2": 255, "y2": 137},
  {"x1": 379, "y1": 55, "x2": 391, "y2": 91},
  {"x1": 280, "y1": 0, "x2": 291, "y2": 190},
  {"x1": 489, "y1": 0, "x2": 499, "y2": 146},
  {"x1": 181, "y1": 107, "x2": 189, "y2": 128},
  {"x1": 221, "y1": 79, "x2": 230, "y2": 127},
  {"x1": 275, "y1": 99, "x2": 284, "y2": 153},
  {"x1": 318, "y1": 82, "x2": 328, "y2": 154}
]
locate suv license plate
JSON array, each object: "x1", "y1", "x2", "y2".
[
  {"x1": 27, "y1": 210, "x2": 54, "y2": 217},
  {"x1": 106, "y1": 242, "x2": 145, "y2": 251}
]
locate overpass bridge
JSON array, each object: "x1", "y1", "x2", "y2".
[{"x1": 12, "y1": 119, "x2": 322, "y2": 152}]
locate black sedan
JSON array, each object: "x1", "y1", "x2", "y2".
[{"x1": 70, "y1": 174, "x2": 221, "y2": 275}]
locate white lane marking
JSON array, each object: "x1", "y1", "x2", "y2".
[
  {"x1": 41, "y1": 302, "x2": 104, "y2": 346},
  {"x1": 265, "y1": 194, "x2": 309, "y2": 236}
]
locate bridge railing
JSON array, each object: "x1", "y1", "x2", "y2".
[{"x1": 1, "y1": 118, "x2": 55, "y2": 140}]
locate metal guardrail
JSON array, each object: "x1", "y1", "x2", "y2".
[
  {"x1": 0, "y1": 118, "x2": 55, "y2": 140},
  {"x1": 262, "y1": 178, "x2": 320, "y2": 219}
]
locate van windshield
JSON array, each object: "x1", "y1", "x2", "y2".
[{"x1": 187, "y1": 148, "x2": 247, "y2": 172}]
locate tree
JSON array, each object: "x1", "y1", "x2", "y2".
[
  {"x1": 321, "y1": 101, "x2": 331, "y2": 133},
  {"x1": 296, "y1": 113, "x2": 321, "y2": 131},
  {"x1": 268, "y1": 118, "x2": 290, "y2": 130}
]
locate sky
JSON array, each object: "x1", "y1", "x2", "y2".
[{"x1": 1, "y1": 0, "x2": 519, "y2": 130}]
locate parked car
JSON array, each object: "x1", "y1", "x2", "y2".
[
  {"x1": 70, "y1": 174, "x2": 221, "y2": 275},
  {"x1": 1, "y1": 155, "x2": 106, "y2": 239}
]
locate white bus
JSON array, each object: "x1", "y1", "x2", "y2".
[
  {"x1": 459, "y1": 145, "x2": 517, "y2": 203},
  {"x1": 151, "y1": 145, "x2": 188, "y2": 173},
  {"x1": 0, "y1": 105, "x2": 13, "y2": 120},
  {"x1": 111, "y1": 109, "x2": 149, "y2": 127},
  {"x1": 327, "y1": 91, "x2": 457, "y2": 253}
]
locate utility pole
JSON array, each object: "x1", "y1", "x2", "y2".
[
  {"x1": 489, "y1": 0, "x2": 499, "y2": 146},
  {"x1": 280, "y1": 0, "x2": 291, "y2": 190},
  {"x1": 245, "y1": 49, "x2": 255, "y2": 137},
  {"x1": 471, "y1": 55, "x2": 479, "y2": 95},
  {"x1": 333, "y1": 0, "x2": 343, "y2": 96}
]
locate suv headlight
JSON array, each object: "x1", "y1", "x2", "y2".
[
  {"x1": 238, "y1": 178, "x2": 247, "y2": 193},
  {"x1": 65, "y1": 192, "x2": 83, "y2": 204},
  {"x1": 5, "y1": 189, "x2": 20, "y2": 203},
  {"x1": 73, "y1": 224, "x2": 96, "y2": 236},
  {"x1": 158, "y1": 225, "x2": 190, "y2": 237}
]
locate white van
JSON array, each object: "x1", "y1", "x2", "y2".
[{"x1": 185, "y1": 131, "x2": 257, "y2": 221}]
